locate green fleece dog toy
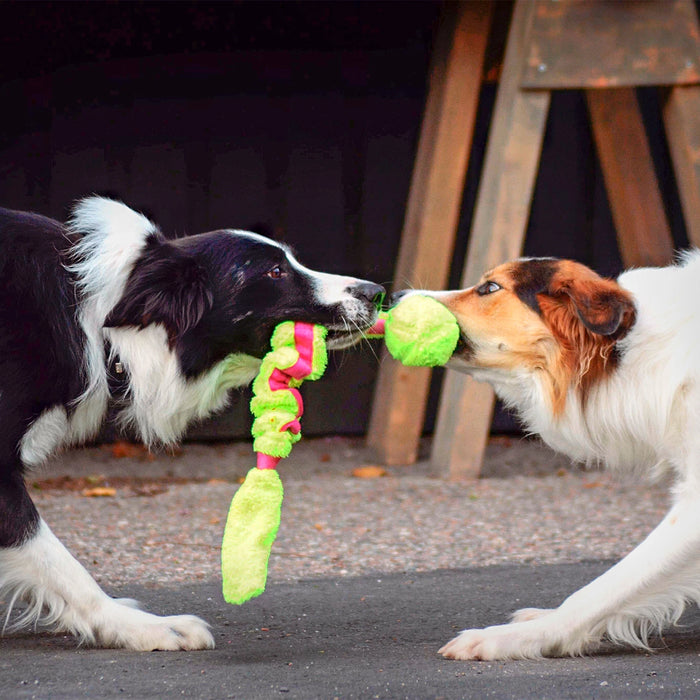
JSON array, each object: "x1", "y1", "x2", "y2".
[
  {"x1": 221, "y1": 296, "x2": 458, "y2": 606},
  {"x1": 221, "y1": 322, "x2": 327, "y2": 605}
]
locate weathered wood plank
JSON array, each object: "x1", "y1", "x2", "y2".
[
  {"x1": 522, "y1": 0, "x2": 700, "y2": 90},
  {"x1": 586, "y1": 88, "x2": 674, "y2": 267},
  {"x1": 663, "y1": 85, "x2": 700, "y2": 248},
  {"x1": 367, "y1": 1, "x2": 493, "y2": 465},
  {"x1": 430, "y1": 373, "x2": 495, "y2": 479},
  {"x1": 431, "y1": 0, "x2": 550, "y2": 479}
]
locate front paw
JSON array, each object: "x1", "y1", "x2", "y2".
[
  {"x1": 117, "y1": 613, "x2": 215, "y2": 651},
  {"x1": 97, "y1": 600, "x2": 215, "y2": 650},
  {"x1": 439, "y1": 622, "x2": 548, "y2": 661}
]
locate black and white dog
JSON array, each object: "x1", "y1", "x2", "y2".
[{"x1": 0, "y1": 197, "x2": 384, "y2": 650}]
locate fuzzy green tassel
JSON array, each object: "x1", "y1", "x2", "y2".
[{"x1": 221, "y1": 467, "x2": 284, "y2": 605}]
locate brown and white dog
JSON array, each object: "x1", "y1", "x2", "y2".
[{"x1": 403, "y1": 252, "x2": 700, "y2": 660}]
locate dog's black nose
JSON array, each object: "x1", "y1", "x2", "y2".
[
  {"x1": 352, "y1": 282, "x2": 386, "y2": 309},
  {"x1": 389, "y1": 290, "x2": 410, "y2": 306}
]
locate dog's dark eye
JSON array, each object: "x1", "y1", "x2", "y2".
[
  {"x1": 267, "y1": 265, "x2": 286, "y2": 280},
  {"x1": 476, "y1": 280, "x2": 501, "y2": 296}
]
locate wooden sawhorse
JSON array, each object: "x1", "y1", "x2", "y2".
[{"x1": 368, "y1": 0, "x2": 700, "y2": 478}]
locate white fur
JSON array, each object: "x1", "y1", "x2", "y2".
[
  {"x1": 287, "y1": 251, "x2": 371, "y2": 329},
  {"x1": 439, "y1": 251, "x2": 700, "y2": 660},
  {"x1": 0, "y1": 521, "x2": 213, "y2": 650},
  {"x1": 19, "y1": 406, "x2": 69, "y2": 467},
  {"x1": 22, "y1": 203, "x2": 166, "y2": 466},
  {"x1": 62, "y1": 198, "x2": 160, "y2": 449},
  {"x1": 228, "y1": 228, "x2": 284, "y2": 249},
  {"x1": 106, "y1": 325, "x2": 261, "y2": 445}
]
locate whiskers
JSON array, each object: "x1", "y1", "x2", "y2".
[
  {"x1": 353, "y1": 315, "x2": 383, "y2": 363},
  {"x1": 327, "y1": 315, "x2": 383, "y2": 369}
]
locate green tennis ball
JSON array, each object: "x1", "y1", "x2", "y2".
[
  {"x1": 385, "y1": 295, "x2": 459, "y2": 367},
  {"x1": 221, "y1": 467, "x2": 284, "y2": 605}
]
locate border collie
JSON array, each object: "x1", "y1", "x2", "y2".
[
  {"x1": 0, "y1": 197, "x2": 384, "y2": 650},
  {"x1": 406, "y1": 253, "x2": 700, "y2": 659}
]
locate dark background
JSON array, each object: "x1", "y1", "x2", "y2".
[{"x1": 0, "y1": 1, "x2": 690, "y2": 439}]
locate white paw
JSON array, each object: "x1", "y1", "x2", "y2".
[
  {"x1": 97, "y1": 599, "x2": 215, "y2": 651},
  {"x1": 439, "y1": 622, "x2": 548, "y2": 661},
  {"x1": 510, "y1": 607, "x2": 555, "y2": 623}
]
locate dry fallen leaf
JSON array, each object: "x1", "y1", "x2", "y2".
[
  {"x1": 111, "y1": 441, "x2": 146, "y2": 459},
  {"x1": 352, "y1": 465, "x2": 387, "y2": 479},
  {"x1": 130, "y1": 483, "x2": 167, "y2": 497},
  {"x1": 81, "y1": 486, "x2": 117, "y2": 498}
]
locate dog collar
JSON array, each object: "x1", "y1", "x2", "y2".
[{"x1": 105, "y1": 339, "x2": 130, "y2": 400}]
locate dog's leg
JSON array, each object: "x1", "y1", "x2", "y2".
[
  {"x1": 0, "y1": 518, "x2": 214, "y2": 650},
  {"x1": 509, "y1": 607, "x2": 554, "y2": 623},
  {"x1": 440, "y1": 492, "x2": 700, "y2": 660}
]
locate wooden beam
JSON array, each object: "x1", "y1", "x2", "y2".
[
  {"x1": 586, "y1": 88, "x2": 675, "y2": 267},
  {"x1": 663, "y1": 85, "x2": 700, "y2": 248},
  {"x1": 367, "y1": 1, "x2": 492, "y2": 465},
  {"x1": 521, "y1": 0, "x2": 700, "y2": 90},
  {"x1": 431, "y1": 0, "x2": 550, "y2": 479},
  {"x1": 430, "y1": 373, "x2": 495, "y2": 479}
]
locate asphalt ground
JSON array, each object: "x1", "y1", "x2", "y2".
[{"x1": 3, "y1": 561, "x2": 699, "y2": 700}]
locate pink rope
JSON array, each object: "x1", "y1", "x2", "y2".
[
  {"x1": 256, "y1": 322, "x2": 317, "y2": 469},
  {"x1": 367, "y1": 318, "x2": 386, "y2": 336},
  {"x1": 284, "y1": 323, "x2": 316, "y2": 378},
  {"x1": 256, "y1": 453, "x2": 281, "y2": 470},
  {"x1": 269, "y1": 369, "x2": 304, "y2": 417}
]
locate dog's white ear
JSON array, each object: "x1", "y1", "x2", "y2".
[{"x1": 105, "y1": 241, "x2": 213, "y2": 345}]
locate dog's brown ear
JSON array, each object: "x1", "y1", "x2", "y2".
[{"x1": 547, "y1": 263, "x2": 636, "y2": 338}]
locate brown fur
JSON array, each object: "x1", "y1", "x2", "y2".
[
  {"x1": 539, "y1": 262, "x2": 635, "y2": 407},
  {"x1": 441, "y1": 259, "x2": 636, "y2": 415}
]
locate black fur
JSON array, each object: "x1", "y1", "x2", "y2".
[
  {"x1": 510, "y1": 258, "x2": 558, "y2": 315},
  {"x1": 106, "y1": 230, "x2": 382, "y2": 377},
  {"x1": 0, "y1": 208, "x2": 87, "y2": 544},
  {"x1": 0, "y1": 204, "x2": 384, "y2": 550}
]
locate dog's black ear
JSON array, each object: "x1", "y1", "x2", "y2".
[{"x1": 105, "y1": 242, "x2": 213, "y2": 345}]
